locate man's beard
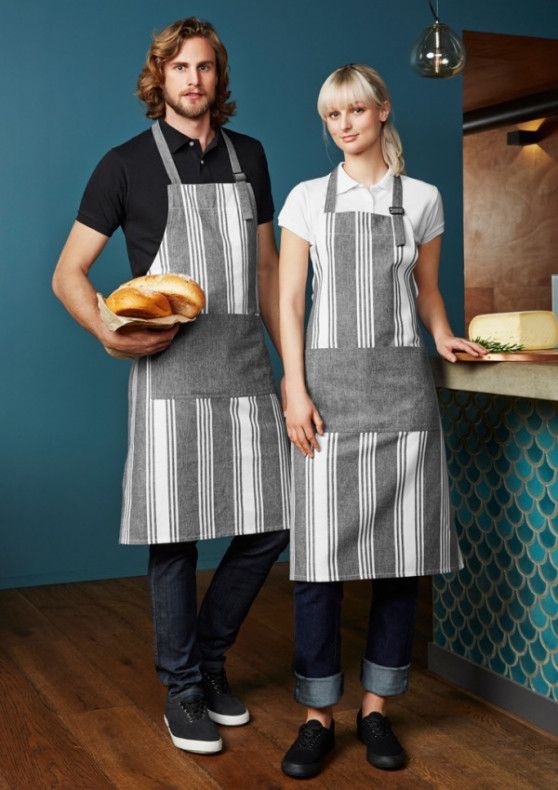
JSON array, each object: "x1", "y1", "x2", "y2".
[{"x1": 164, "y1": 89, "x2": 214, "y2": 120}]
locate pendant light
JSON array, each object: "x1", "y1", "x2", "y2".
[{"x1": 410, "y1": 1, "x2": 466, "y2": 79}]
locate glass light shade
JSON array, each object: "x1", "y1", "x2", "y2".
[{"x1": 410, "y1": 22, "x2": 466, "y2": 78}]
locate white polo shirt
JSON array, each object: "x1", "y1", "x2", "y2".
[{"x1": 278, "y1": 163, "x2": 444, "y2": 250}]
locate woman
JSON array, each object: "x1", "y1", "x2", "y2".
[{"x1": 278, "y1": 64, "x2": 486, "y2": 779}]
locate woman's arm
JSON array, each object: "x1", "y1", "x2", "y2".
[
  {"x1": 413, "y1": 235, "x2": 487, "y2": 362},
  {"x1": 257, "y1": 221, "x2": 282, "y2": 357},
  {"x1": 279, "y1": 228, "x2": 324, "y2": 456}
]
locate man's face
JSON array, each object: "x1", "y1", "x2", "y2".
[{"x1": 163, "y1": 36, "x2": 218, "y2": 120}]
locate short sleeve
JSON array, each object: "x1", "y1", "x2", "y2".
[
  {"x1": 416, "y1": 186, "x2": 444, "y2": 245},
  {"x1": 76, "y1": 149, "x2": 128, "y2": 237},
  {"x1": 250, "y1": 142, "x2": 274, "y2": 225},
  {"x1": 278, "y1": 183, "x2": 313, "y2": 245}
]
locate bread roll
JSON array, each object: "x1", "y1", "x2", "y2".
[
  {"x1": 124, "y1": 273, "x2": 205, "y2": 318},
  {"x1": 105, "y1": 286, "x2": 173, "y2": 318}
]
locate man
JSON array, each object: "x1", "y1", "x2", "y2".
[{"x1": 52, "y1": 17, "x2": 290, "y2": 755}]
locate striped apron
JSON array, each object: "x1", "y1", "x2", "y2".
[
  {"x1": 291, "y1": 169, "x2": 463, "y2": 581},
  {"x1": 120, "y1": 121, "x2": 290, "y2": 544}
]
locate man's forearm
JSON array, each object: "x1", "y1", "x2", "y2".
[{"x1": 52, "y1": 266, "x2": 107, "y2": 342}]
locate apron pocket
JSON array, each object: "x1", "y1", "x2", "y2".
[
  {"x1": 305, "y1": 346, "x2": 440, "y2": 433},
  {"x1": 149, "y1": 314, "x2": 275, "y2": 398}
]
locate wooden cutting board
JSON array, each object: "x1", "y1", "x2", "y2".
[{"x1": 455, "y1": 349, "x2": 558, "y2": 363}]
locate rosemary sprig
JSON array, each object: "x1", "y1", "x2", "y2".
[{"x1": 471, "y1": 336, "x2": 524, "y2": 353}]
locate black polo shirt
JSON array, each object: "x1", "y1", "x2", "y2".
[{"x1": 77, "y1": 119, "x2": 274, "y2": 277}]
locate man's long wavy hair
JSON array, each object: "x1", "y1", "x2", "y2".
[{"x1": 136, "y1": 17, "x2": 236, "y2": 126}]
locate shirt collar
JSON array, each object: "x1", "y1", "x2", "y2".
[
  {"x1": 159, "y1": 118, "x2": 222, "y2": 154},
  {"x1": 336, "y1": 162, "x2": 394, "y2": 195}
]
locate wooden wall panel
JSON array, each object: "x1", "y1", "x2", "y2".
[
  {"x1": 463, "y1": 31, "x2": 558, "y2": 112},
  {"x1": 463, "y1": 117, "x2": 558, "y2": 329}
]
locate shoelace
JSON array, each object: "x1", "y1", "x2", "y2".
[
  {"x1": 179, "y1": 697, "x2": 207, "y2": 722},
  {"x1": 203, "y1": 670, "x2": 230, "y2": 695}
]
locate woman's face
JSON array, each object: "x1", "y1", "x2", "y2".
[{"x1": 325, "y1": 98, "x2": 389, "y2": 156}]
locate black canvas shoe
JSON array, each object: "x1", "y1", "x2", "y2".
[
  {"x1": 164, "y1": 696, "x2": 223, "y2": 754},
  {"x1": 357, "y1": 710, "x2": 406, "y2": 770},
  {"x1": 281, "y1": 719, "x2": 335, "y2": 779},
  {"x1": 202, "y1": 669, "x2": 250, "y2": 726}
]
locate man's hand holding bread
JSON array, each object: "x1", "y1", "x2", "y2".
[{"x1": 100, "y1": 273, "x2": 205, "y2": 357}]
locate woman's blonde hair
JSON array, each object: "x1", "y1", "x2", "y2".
[
  {"x1": 136, "y1": 17, "x2": 236, "y2": 126},
  {"x1": 317, "y1": 64, "x2": 405, "y2": 175}
]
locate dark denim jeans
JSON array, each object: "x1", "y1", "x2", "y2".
[
  {"x1": 148, "y1": 530, "x2": 289, "y2": 701},
  {"x1": 294, "y1": 576, "x2": 419, "y2": 707}
]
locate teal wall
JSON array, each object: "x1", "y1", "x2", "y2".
[
  {"x1": 435, "y1": 391, "x2": 558, "y2": 701},
  {"x1": 2, "y1": 1, "x2": 557, "y2": 588}
]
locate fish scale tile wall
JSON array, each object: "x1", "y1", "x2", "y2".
[{"x1": 434, "y1": 389, "x2": 558, "y2": 701}]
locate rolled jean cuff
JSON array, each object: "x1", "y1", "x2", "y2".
[
  {"x1": 294, "y1": 671, "x2": 344, "y2": 708},
  {"x1": 361, "y1": 658, "x2": 410, "y2": 697}
]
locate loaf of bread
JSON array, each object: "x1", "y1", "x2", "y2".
[
  {"x1": 124, "y1": 273, "x2": 205, "y2": 318},
  {"x1": 105, "y1": 273, "x2": 205, "y2": 320},
  {"x1": 468, "y1": 311, "x2": 558, "y2": 350},
  {"x1": 105, "y1": 286, "x2": 173, "y2": 318}
]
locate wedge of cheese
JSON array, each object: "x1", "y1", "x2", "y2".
[{"x1": 468, "y1": 311, "x2": 558, "y2": 349}]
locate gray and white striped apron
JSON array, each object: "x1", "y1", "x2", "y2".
[
  {"x1": 291, "y1": 169, "x2": 463, "y2": 581},
  {"x1": 120, "y1": 121, "x2": 290, "y2": 544}
]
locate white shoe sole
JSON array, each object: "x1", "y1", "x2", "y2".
[
  {"x1": 207, "y1": 708, "x2": 250, "y2": 726},
  {"x1": 164, "y1": 716, "x2": 223, "y2": 754}
]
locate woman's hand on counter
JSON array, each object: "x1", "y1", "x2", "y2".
[{"x1": 436, "y1": 335, "x2": 489, "y2": 363}]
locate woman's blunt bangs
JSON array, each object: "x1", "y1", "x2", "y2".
[
  {"x1": 317, "y1": 66, "x2": 383, "y2": 119},
  {"x1": 316, "y1": 64, "x2": 405, "y2": 175}
]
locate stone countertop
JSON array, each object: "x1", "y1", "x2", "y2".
[{"x1": 431, "y1": 358, "x2": 558, "y2": 401}]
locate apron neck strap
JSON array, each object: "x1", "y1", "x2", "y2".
[
  {"x1": 389, "y1": 175, "x2": 405, "y2": 247},
  {"x1": 152, "y1": 121, "x2": 182, "y2": 184},
  {"x1": 390, "y1": 174, "x2": 403, "y2": 211},
  {"x1": 220, "y1": 130, "x2": 247, "y2": 182},
  {"x1": 325, "y1": 168, "x2": 405, "y2": 246},
  {"x1": 324, "y1": 167, "x2": 339, "y2": 213},
  {"x1": 221, "y1": 130, "x2": 254, "y2": 219},
  {"x1": 151, "y1": 123, "x2": 248, "y2": 186}
]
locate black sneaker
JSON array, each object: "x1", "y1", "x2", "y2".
[
  {"x1": 281, "y1": 719, "x2": 335, "y2": 779},
  {"x1": 357, "y1": 710, "x2": 406, "y2": 770},
  {"x1": 202, "y1": 669, "x2": 250, "y2": 726},
  {"x1": 164, "y1": 696, "x2": 222, "y2": 754}
]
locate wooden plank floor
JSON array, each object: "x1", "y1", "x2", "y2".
[{"x1": 0, "y1": 564, "x2": 556, "y2": 789}]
